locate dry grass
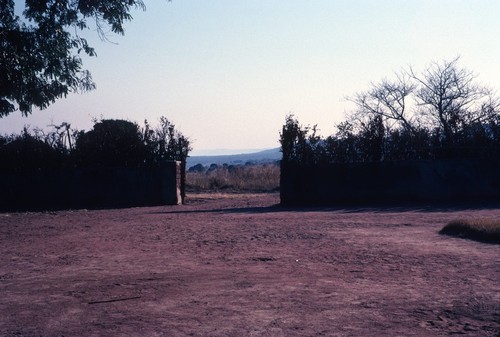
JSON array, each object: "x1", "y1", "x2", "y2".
[
  {"x1": 186, "y1": 164, "x2": 280, "y2": 193},
  {"x1": 439, "y1": 218, "x2": 500, "y2": 244}
]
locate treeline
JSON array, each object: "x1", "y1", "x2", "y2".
[
  {"x1": 281, "y1": 58, "x2": 500, "y2": 164},
  {"x1": 0, "y1": 117, "x2": 191, "y2": 172}
]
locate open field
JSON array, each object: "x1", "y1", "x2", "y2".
[
  {"x1": 1, "y1": 193, "x2": 499, "y2": 336},
  {"x1": 186, "y1": 164, "x2": 280, "y2": 193}
]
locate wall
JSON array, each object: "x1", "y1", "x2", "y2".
[
  {"x1": 280, "y1": 159, "x2": 500, "y2": 206},
  {"x1": 0, "y1": 161, "x2": 182, "y2": 211}
]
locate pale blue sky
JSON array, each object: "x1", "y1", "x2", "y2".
[{"x1": 2, "y1": 1, "x2": 500, "y2": 155}]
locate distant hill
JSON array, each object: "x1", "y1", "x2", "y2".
[{"x1": 187, "y1": 148, "x2": 281, "y2": 168}]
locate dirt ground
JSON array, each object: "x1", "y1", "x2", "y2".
[{"x1": 1, "y1": 193, "x2": 499, "y2": 337}]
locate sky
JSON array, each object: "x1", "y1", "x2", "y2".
[{"x1": 2, "y1": 0, "x2": 500, "y2": 155}]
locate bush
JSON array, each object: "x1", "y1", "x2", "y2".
[
  {"x1": 0, "y1": 117, "x2": 191, "y2": 172},
  {"x1": 439, "y1": 219, "x2": 500, "y2": 244},
  {"x1": 0, "y1": 128, "x2": 64, "y2": 172},
  {"x1": 74, "y1": 119, "x2": 146, "y2": 167},
  {"x1": 280, "y1": 114, "x2": 500, "y2": 165}
]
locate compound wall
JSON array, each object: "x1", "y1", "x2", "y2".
[
  {"x1": 280, "y1": 159, "x2": 500, "y2": 206},
  {"x1": 0, "y1": 161, "x2": 182, "y2": 211}
]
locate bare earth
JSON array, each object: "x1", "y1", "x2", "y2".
[{"x1": 1, "y1": 193, "x2": 499, "y2": 337}]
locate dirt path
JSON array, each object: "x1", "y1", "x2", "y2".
[{"x1": 1, "y1": 193, "x2": 499, "y2": 336}]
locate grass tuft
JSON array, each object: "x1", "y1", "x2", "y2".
[{"x1": 439, "y1": 218, "x2": 500, "y2": 244}]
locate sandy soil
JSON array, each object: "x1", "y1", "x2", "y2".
[{"x1": 0, "y1": 193, "x2": 499, "y2": 337}]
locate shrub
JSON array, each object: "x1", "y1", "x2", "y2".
[
  {"x1": 142, "y1": 116, "x2": 191, "y2": 164},
  {"x1": 0, "y1": 128, "x2": 64, "y2": 172},
  {"x1": 439, "y1": 219, "x2": 500, "y2": 244},
  {"x1": 188, "y1": 163, "x2": 205, "y2": 173},
  {"x1": 0, "y1": 117, "x2": 191, "y2": 172},
  {"x1": 281, "y1": 114, "x2": 500, "y2": 165},
  {"x1": 74, "y1": 119, "x2": 146, "y2": 167}
]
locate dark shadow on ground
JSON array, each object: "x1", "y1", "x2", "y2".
[{"x1": 150, "y1": 201, "x2": 500, "y2": 216}]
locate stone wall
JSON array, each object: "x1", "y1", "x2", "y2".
[
  {"x1": 280, "y1": 159, "x2": 500, "y2": 206},
  {"x1": 0, "y1": 161, "x2": 182, "y2": 211}
]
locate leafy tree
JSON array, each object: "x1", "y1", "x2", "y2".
[
  {"x1": 357, "y1": 114, "x2": 385, "y2": 162},
  {"x1": 280, "y1": 114, "x2": 315, "y2": 164},
  {"x1": 0, "y1": 0, "x2": 147, "y2": 116},
  {"x1": 324, "y1": 121, "x2": 357, "y2": 163},
  {"x1": 74, "y1": 119, "x2": 146, "y2": 167},
  {"x1": 384, "y1": 126, "x2": 432, "y2": 161},
  {"x1": 143, "y1": 116, "x2": 191, "y2": 164}
]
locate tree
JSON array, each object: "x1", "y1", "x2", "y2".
[
  {"x1": 280, "y1": 115, "x2": 309, "y2": 163},
  {"x1": 143, "y1": 116, "x2": 191, "y2": 164},
  {"x1": 349, "y1": 58, "x2": 499, "y2": 148},
  {"x1": 74, "y1": 119, "x2": 146, "y2": 167},
  {"x1": 324, "y1": 121, "x2": 357, "y2": 163},
  {"x1": 357, "y1": 114, "x2": 385, "y2": 162},
  {"x1": 410, "y1": 57, "x2": 498, "y2": 145},
  {"x1": 0, "y1": 0, "x2": 147, "y2": 116},
  {"x1": 347, "y1": 72, "x2": 416, "y2": 135},
  {"x1": 142, "y1": 116, "x2": 191, "y2": 201}
]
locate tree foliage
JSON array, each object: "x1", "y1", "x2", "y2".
[
  {"x1": 280, "y1": 115, "x2": 311, "y2": 163},
  {"x1": 74, "y1": 119, "x2": 146, "y2": 167},
  {"x1": 143, "y1": 116, "x2": 191, "y2": 164},
  {"x1": 0, "y1": 127, "x2": 63, "y2": 172},
  {"x1": 0, "y1": 0, "x2": 146, "y2": 116},
  {"x1": 0, "y1": 116, "x2": 191, "y2": 172}
]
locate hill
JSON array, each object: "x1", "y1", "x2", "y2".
[{"x1": 187, "y1": 148, "x2": 281, "y2": 168}]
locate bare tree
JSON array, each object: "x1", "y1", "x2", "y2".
[
  {"x1": 410, "y1": 57, "x2": 498, "y2": 144},
  {"x1": 347, "y1": 71, "x2": 417, "y2": 134},
  {"x1": 348, "y1": 57, "x2": 499, "y2": 147}
]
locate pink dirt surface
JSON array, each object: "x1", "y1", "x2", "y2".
[{"x1": 0, "y1": 193, "x2": 499, "y2": 337}]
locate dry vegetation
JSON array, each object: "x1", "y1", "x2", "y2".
[
  {"x1": 186, "y1": 163, "x2": 280, "y2": 193},
  {"x1": 439, "y1": 218, "x2": 500, "y2": 244}
]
